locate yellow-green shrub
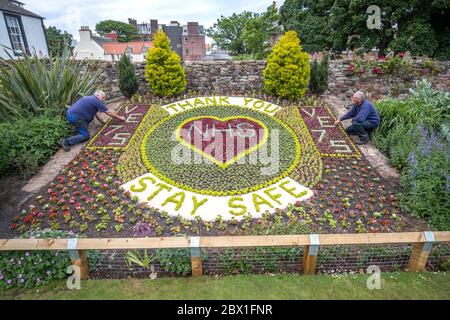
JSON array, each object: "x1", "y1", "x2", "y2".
[
  {"x1": 145, "y1": 30, "x2": 186, "y2": 97},
  {"x1": 263, "y1": 31, "x2": 310, "y2": 99}
]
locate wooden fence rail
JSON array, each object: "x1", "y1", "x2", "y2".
[{"x1": 1, "y1": 231, "x2": 449, "y2": 279}]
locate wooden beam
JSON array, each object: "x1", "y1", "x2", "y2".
[
  {"x1": 200, "y1": 235, "x2": 310, "y2": 248},
  {"x1": 0, "y1": 232, "x2": 449, "y2": 251}
]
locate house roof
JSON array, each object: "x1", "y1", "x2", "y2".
[
  {"x1": 102, "y1": 41, "x2": 152, "y2": 55},
  {"x1": 0, "y1": 0, "x2": 44, "y2": 19},
  {"x1": 92, "y1": 35, "x2": 113, "y2": 47}
]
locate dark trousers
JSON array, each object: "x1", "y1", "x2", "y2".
[
  {"x1": 346, "y1": 121, "x2": 378, "y2": 141},
  {"x1": 65, "y1": 114, "x2": 90, "y2": 146}
]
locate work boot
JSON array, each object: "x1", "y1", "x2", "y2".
[
  {"x1": 355, "y1": 137, "x2": 369, "y2": 145},
  {"x1": 60, "y1": 138, "x2": 71, "y2": 152}
]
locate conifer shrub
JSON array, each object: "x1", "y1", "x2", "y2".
[
  {"x1": 145, "y1": 30, "x2": 186, "y2": 97},
  {"x1": 118, "y1": 54, "x2": 139, "y2": 98},
  {"x1": 309, "y1": 53, "x2": 329, "y2": 94},
  {"x1": 263, "y1": 31, "x2": 310, "y2": 99}
]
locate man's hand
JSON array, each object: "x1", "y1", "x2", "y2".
[
  {"x1": 334, "y1": 119, "x2": 341, "y2": 126},
  {"x1": 106, "y1": 110, "x2": 126, "y2": 122}
]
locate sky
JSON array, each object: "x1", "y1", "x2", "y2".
[{"x1": 24, "y1": 0, "x2": 283, "y2": 43}]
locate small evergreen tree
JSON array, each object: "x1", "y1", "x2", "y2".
[
  {"x1": 145, "y1": 30, "x2": 186, "y2": 97},
  {"x1": 309, "y1": 53, "x2": 329, "y2": 94},
  {"x1": 118, "y1": 54, "x2": 139, "y2": 98},
  {"x1": 263, "y1": 31, "x2": 310, "y2": 99}
]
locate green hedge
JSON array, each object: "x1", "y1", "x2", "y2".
[{"x1": 0, "y1": 114, "x2": 71, "y2": 178}]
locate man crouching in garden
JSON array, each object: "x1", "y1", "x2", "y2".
[
  {"x1": 60, "y1": 91, "x2": 125, "y2": 151},
  {"x1": 334, "y1": 91, "x2": 380, "y2": 145}
]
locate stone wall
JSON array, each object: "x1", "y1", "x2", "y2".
[
  {"x1": 327, "y1": 59, "x2": 450, "y2": 100},
  {"x1": 96, "y1": 60, "x2": 267, "y2": 100},
  {"x1": 94, "y1": 59, "x2": 449, "y2": 101}
]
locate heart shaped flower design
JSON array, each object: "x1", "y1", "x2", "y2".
[{"x1": 176, "y1": 116, "x2": 268, "y2": 168}]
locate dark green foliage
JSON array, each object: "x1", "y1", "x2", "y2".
[
  {"x1": 118, "y1": 54, "x2": 138, "y2": 98},
  {"x1": 373, "y1": 80, "x2": 450, "y2": 230},
  {"x1": 0, "y1": 43, "x2": 99, "y2": 121},
  {"x1": 309, "y1": 54, "x2": 329, "y2": 94},
  {"x1": 154, "y1": 249, "x2": 191, "y2": 275},
  {"x1": 154, "y1": 249, "x2": 208, "y2": 276},
  {"x1": 45, "y1": 26, "x2": 74, "y2": 57},
  {"x1": 0, "y1": 230, "x2": 101, "y2": 290},
  {"x1": 279, "y1": 0, "x2": 450, "y2": 59},
  {"x1": 0, "y1": 115, "x2": 71, "y2": 178},
  {"x1": 95, "y1": 20, "x2": 140, "y2": 42},
  {"x1": 207, "y1": 3, "x2": 282, "y2": 58}
]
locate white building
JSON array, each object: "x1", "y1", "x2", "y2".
[
  {"x1": 0, "y1": 0, "x2": 49, "y2": 59},
  {"x1": 73, "y1": 26, "x2": 152, "y2": 62}
]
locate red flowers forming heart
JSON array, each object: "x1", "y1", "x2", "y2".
[{"x1": 177, "y1": 116, "x2": 268, "y2": 168}]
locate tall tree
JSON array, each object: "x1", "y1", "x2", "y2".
[
  {"x1": 242, "y1": 2, "x2": 283, "y2": 59},
  {"x1": 95, "y1": 20, "x2": 140, "y2": 42},
  {"x1": 279, "y1": 0, "x2": 333, "y2": 52},
  {"x1": 279, "y1": 0, "x2": 450, "y2": 59},
  {"x1": 206, "y1": 12, "x2": 256, "y2": 55},
  {"x1": 45, "y1": 26, "x2": 73, "y2": 57}
]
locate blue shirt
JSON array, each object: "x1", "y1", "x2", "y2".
[
  {"x1": 67, "y1": 96, "x2": 108, "y2": 123},
  {"x1": 340, "y1": 99, "x2": 380, "y2": 126}
]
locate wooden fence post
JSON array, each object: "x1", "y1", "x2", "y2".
[
  {"x1": 408, "y1": 231, "x2": 435, "y2": 272},
  {"x1": 190, "y1": 236, "x2": 202, "y2": 277},
  {"x1": 67, "y1": 238, "x2": 88, "y2": 280},
  {"x1": 302, "y1": 234, "x2": 319, "y2": 275},
  {"x1": 70, "y1": 250, "x2": 89, "y2": 280}
]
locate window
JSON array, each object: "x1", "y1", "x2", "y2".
[
  {"x1": 4, "y1": 15, "x2": 26, "y2": 53},
  {"x1": 185, "y1": 49, "x2": 189, "y2": 54},
  {"x1": 185, "y1": 37, "x2": 188, "y2": 44}
]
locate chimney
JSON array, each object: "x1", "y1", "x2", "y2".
[
  {"x1": 128, "y1": 18, "x2": 137, "y2": 27},
  {"x1": 170, "y1": 21, "x2": 180, "y2": 26},
  {"x1": 187, "y1": 22, "x2": 199, "y2": 35},
  {"x1": 79, "y1": 26, "x2": 92, "y2": 42},
  {"x1": 150, "y1": 19, "x2": 158, "y2": 35},
  {"x1": 105, "y1": 31, "x2": 119, "y2": 42}
]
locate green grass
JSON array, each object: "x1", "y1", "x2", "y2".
[{"x1": 1, "y1": 272, "x2": 449, "y2": 300}]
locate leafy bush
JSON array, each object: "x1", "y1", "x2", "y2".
[
  {"x1": 118, "y1": 54, "x2": 138, "y2": 98},
  {"x1": 309, "y1": 54, "x2": 329, "y2": 94},
  {"x1": 0, "y1": 114, "x2": 71, "y2": 178},
  {"x1": 373, "y1": 80, "x2": 450, "y2": 230},
  {"x1": 145, "y1": 30, "x2": 186, "y2": 97},
  {"x1": 154, "y1": 248, "x2": 208, "y2": 276},
  {"x1": 263, "y1": 31, "x2": 310, "y2": 99},
  {"x1": 0, "y1": 229, "x2": 101, "y2": 290},
  {"x1": 154, "y1": 248, "x2": 191, "y2": 276},
  {"x1": 0, "y1": 44, "x2": 99, "y2": 122}
]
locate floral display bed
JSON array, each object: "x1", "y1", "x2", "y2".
[{"x1": 10, "y1": 95, "x2": 426, "y2": 238}]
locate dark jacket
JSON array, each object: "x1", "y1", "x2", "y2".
[{"x1": 340, "y1": 99, "x2": 380, "y2": 126}]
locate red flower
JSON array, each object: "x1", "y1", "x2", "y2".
[
  {"x1": 373, "y1": 66, "x2": 382, "y2": 75},
  {"x1": 399, "y1": 52, "x2": 405, "y2": 58},
  {"x1": 10, "y1": 224, "x2": 17, "y2": 230}
]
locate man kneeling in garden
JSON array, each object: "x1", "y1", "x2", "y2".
[
  {"x1": 60, "y1": 91, "x2": 125, "y2": 151},
  {"x1": 334, "y1": 91, "x2": 380, "y2": 145}
]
